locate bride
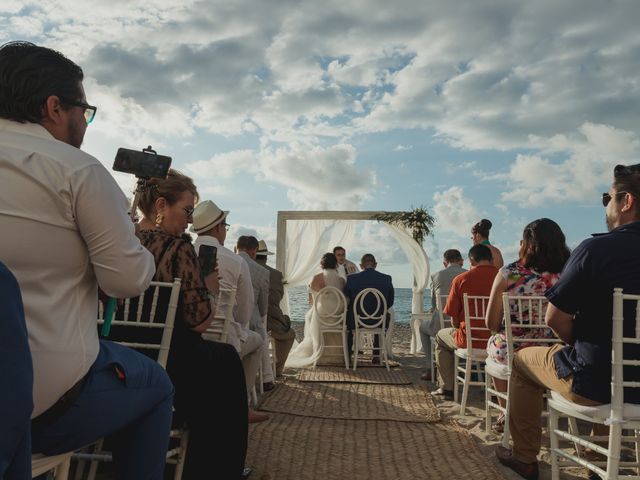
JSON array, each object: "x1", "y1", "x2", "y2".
[{"x1": 285, "y1": 252, "x2": 346, "y2": 368}]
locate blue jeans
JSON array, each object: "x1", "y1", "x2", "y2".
[{"x1": 32, "y1": 340, "x2": 174, "y2": 480}]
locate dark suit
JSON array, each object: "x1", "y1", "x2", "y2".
[{"x1": 344, "y1": 267, "x2": 394, "y2": 355}]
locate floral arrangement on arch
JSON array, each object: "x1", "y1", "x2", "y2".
[{"x1": 374, "y1": 206, "x2": 435, "y2": 244}]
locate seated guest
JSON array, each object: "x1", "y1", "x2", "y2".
[
  {"x1": 136, "y1": 171, "x2": 250, "y2": 479},
  {"x1": 0, "y1": 263, "x2": 32, "y2": 480},
  {"x1": 286, "y1": 253, "x2": 346, "y2": 368},
  {"x1": 471, "y1": 219, "x2": 504, "y2": 268},
  {"x1": 0, "y1": 42, "x2": 173, "y2": 480},
  {"x1": 495, "y1": 163, "x2": 640, "y2": 479},
  {"x1": 344, "y1": 253, "x2": 395, "y2": 362},
  {"x1": 484, "y1": 218, "x2": 570, "y2": 431},
  {"x1": 236, "y1": 235, "x2": 274, "y2": 391},
  {"x1": 191, "y1": 201, "x2": 266, "y2": 420},
  {"x1": 432, "y1": 244, "x2": 497, "y2": 398},
  {"x1": 419, "y1": 249, "x2": 466, "y2": 381},
  {"x1": 255, "y1": 240, "x2": 296, "y2": 377}
]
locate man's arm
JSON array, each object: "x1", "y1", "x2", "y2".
[
  {"x1": 73, "y1": 165, "x2": 154, "y2": 298},
  {"x1": 257, "y1": 271, "x2": 269, "y2": 317},
  {"x1": 545, "y1": 303, "x2": 575, "y2": 344},
  {"x1": 235, "y1": 261, "x2": 255, "y2": 329},
  {"x1": 443, "y1": 279, "x2": 463, "y2": 328}
]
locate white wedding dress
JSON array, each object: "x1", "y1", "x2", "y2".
[{"x1": 285, "y1": 269, "x2": 346, "y2": 368}]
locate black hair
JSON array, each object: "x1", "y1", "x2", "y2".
[
  {"x1": 0, "y1": 41, "x2": 85, "y2": 123},
  {"x1": 519, "y1": 218, "x2": 571, "y2": 273},
  {"x1": 443, "y1": 249, "x2": 463, "y2": 263},
  {"x1": 468, "y1": 244, "x2": 492, "y2": 263},
  {"x1": 237, "y1": 235, "x2": 259, "y2": 251},
  {"x1": 321, "y1": 252, "x2": 338, "y2": 269},
  {"x1": 332, "y1": 246, "x2": 345, "y2": 254},
  {"x1": 360, "y1": 253, "x2": 376, "y2": 266},
  {"x1": 471, "y1": 219, "x2": 492, "y2": 238},
  {"x1": 613, "y1": 163, "x2": 640, "y2": 220}
]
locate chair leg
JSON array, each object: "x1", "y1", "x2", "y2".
[
  {"x1": 430, "y1": 338, "x2": 436, "y2": 381},
  {"x1": 353, "y1": 331, "x2": 359, "y2": 371},
  {"x1": 173, "y1": 430, "x2": 189, "y2": 480},
  {"x1": 485, "y1": 371, "x2": 492, "y2": 433},
  {"x1": 453, "y1": 355, "x2": 459, "y2": 403},
  {"x1": 635, "y1": 428, "x2": 640, "y2": 476},
  {"x1": 501, "y1": 376, "x2": 511, "y2": 449},
  {"x1": 567, "y1": 417, "x2": 584, "y2": 457},
  {"x1": 342, "y1": 331, "x2": 350, "y2": 370},
  {"x1": 605, "y1": 423, "x2": 622, "y2": 480},
  {"x1": 87, "y1": 438, "x2": 103, "y2": 480},
  {"x1": 548, "y1": 405, "x2": 561, "y2": 480},
  {"x1": 382, "y1": 333, "x2": 390, "y2": 371},
  {"x1": 460, "y1": 359, "x2": 472, "y2": 415}
]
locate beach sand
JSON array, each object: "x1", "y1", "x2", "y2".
[{"x1": 290, "y1": 321, "x2": 591, "y2": 480}]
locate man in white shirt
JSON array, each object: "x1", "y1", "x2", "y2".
[
  {"x1": 0, "y1": 42, "x2": 174, "y2": 479},
  {"x1": 192, "y1": 201, "x2": 266, "y2": 417},
  {"x1": 333, "y1": 246, "x2": 359, "y2": 280}
]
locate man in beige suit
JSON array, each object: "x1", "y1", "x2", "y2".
[{"x1": 255, "y1": 240, "x2": 296, "y2": 377}]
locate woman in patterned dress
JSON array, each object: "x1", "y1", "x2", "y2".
[{"x1": 484, "y1": 218, "x2": 570, "y2": 430}]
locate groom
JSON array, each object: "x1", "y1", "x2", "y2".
[{"x1": 344, "y1": 254, "x2": 394, "y2": 362}]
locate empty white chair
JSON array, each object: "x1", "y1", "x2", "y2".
[
  {"x1": 454, "y1": 294, "x2": 490, "y2": 415},
  {"x1": 352, "y1": 288, "x2": 390, "y2": 371},
  {"x1": 75, "y1": 278, "x2": 187, "y2": 480},
  {"x1": 548, "y1": 288, "x2": 640, "y2": 480},
  {"x1": 313, "y1": 286, "x2": 349, "y2": 369}
]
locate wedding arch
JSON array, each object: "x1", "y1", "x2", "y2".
[{"x1": 275, "y1": 210, "x2": 433, "y2": 353}]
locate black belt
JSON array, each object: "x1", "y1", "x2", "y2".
[{"x1": 31, "y1": 373, "x2": 89, "y2": 432}]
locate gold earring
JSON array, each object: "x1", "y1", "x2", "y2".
[{"x1": 155, "y1": 213, "x2": 164, "y2": 227}]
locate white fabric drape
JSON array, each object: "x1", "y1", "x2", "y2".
[{"x1": 281, "y1": 219, "x2": 356, "y2": 314}]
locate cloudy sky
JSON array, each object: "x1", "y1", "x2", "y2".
[{"x1": 3, "y1": 0, "x2": 639, "y2": 286}]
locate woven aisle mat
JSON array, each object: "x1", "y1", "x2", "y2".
[
  {"x1": 258, "y1": 381, "x2": 440, "y2": 423},
  {"x1": 247, "y1": 415, "x2": 504, "y2": 480},
  {"x1": 298, "y1": 366, "x2": 410, "y2": 384}
]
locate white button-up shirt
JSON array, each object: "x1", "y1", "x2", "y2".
[
  {"x1": 193, "y1": 235, "x2": 254, "y2": 352},
  {"x1": 0, "y1": 119, "x2": 156, "y2": 416}
]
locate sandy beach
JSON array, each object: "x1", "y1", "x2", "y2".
[{"x1": 290, "y1": 321, "x2": 590, "y2": 480}]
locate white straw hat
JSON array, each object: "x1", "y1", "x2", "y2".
[
  {"x1": 190, "y1": 200, "x2": 229, "y2": 234},
  {"x1": 256, "y1": 239, "x2": 274, "y2": 255}
]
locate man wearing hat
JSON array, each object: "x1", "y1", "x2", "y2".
[
  {"x1": 192, "y1": 200, "x2": 266, "y2": 421},
  {"x1": 255, "y1": 240, "x2": 296, "y2": 377}
]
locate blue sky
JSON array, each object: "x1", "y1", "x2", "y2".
[{"x1": 3, "y1": 0, "x2": 639, "y2": 287}]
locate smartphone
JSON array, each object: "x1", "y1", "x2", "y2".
[
  {"x1": 198, "y1": 245, "x2": 217, "y2": 278},
  {"x1": 113, "y1": 147, "x2": 172, "y2": 179}
]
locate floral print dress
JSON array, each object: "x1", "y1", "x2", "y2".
[{"x1": 486, "y1": 261, "x2": 559, "y2": 364}]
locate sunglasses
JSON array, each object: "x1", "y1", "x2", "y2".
[
  {"x1": 602, "y1": 191, "x2": 628, "y2": 207},
  {"x1": 60, "y1": 97, "x2": 97, "y2": 124},
  {"x1": 183, "y1": 206, "x2": 194, "y2": 217}
]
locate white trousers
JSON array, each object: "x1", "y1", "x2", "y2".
[{"x1": 240, "y1": 330, "x2": 263, "y2": 395}]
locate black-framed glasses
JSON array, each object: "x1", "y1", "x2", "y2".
[
  {"x1": 183, "y1": 206, "x2": 194, "y2": 217},
  {"x1": 223, "y1": 222, "x2": 231, "y2": 231},
  {"x1": 602, "y1": 191, "x2": 628, "y2": 207},
  {"x1": 59, "y1": 98, "x2": 97, "y2": 124}
]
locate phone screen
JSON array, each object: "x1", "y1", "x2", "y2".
[{"x1": 198, "y1": 245, "x2": 217, "y2": 278}]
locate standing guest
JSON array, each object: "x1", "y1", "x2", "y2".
[
  {"x1": 255, "y1": 240, "x2": 296, "y2": 377},
  {"x1": 333, "y1": 245, "x2": 359, "y2": 280},
  {"x1": 432, "y1": 245, "x2": 497, "y2": 398},
  {"x1": 344, "y1": 254, "x2": 394, "y2": 362},
  {"x1": 495, "y1": 164, "x2": 640, "y2": 479},
  {"x1": 236, "y1": 235, "x2": 274, "y2": 391},
  {"x1": 0, "y1": 41, "x2": 174, "y2": 480},
  {"x1": 0, "y1": 263, "x2": 32, "y2": 480},
  {"x1": 472, "y1": 219, "x2": 504, "y2": 269},
  {"x1": 192, "y1": 200, "x2": 266, "y2": 421},
  {"x1": 419, "y1": 249, "x2": 466, "y2": 381},
  {"x1": 135, "y1": 171, "x2": 251, "y2": 479},
  {"x1": 484, "y1": 218, "x2": 570, "y2": 432}
]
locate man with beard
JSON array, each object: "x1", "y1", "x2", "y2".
[{"x1": 496, "y1": 163, "x2": 640, "y2": 480}]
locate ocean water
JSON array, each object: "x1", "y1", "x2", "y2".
[{"x1": 287, "y1": 286, "x2": 432, "y2": 323}]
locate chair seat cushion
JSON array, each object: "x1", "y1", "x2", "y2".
[
  {"x1": 485, "y1": 358, "x2": 510, "y2": 379},
  {"x1": 454, "y1": 347, "x2": 487, "y2": 360},
  {"x1": 549, "y1": 390, "x2": 640, "y2": 421}
]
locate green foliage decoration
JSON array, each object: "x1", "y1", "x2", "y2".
[{"x1": 374, "y1": 206, "x2": 435, "y2": 244}]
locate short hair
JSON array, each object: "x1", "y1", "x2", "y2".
[
  {"x1": 443, "y1": 249, "x2": 463, "y2": 263},
  {"x1": 321, "y1": 252, "x2": 338, "y2": 269},
  {"x1": 333, "y1": 246, "x2": 345, "y2": 254},
  {"x1": 468, "y1": 244, "x2": 492, "y2": 263},
  {"x1": 519, "y1": 218, "x2": 571, "y2": 273},
  {"x1": 360, "y1": 253, "x2": 376, "y2": 266},
  {"x1": 237, "y1": 235, "x2": 259, "y2": 251},
  {"x1": 471, "y1": 219, "x2": 493, "y2": 238},
  {"x1": 0, "y1": 41, "x2": 84, "y2": 123},
  {"x1": 137, "y1": 169, "x2": 199, "y2": 218},
  {"x1": 613, "y1": 163, "x2": 640, "y2": 221}
]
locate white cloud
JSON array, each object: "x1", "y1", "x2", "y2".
[
  {"x1": 394, "y1": 144, "x2": 413, "y2": 151},
  {"x1": 186, "y1": 150, "x2": 256, "y2": 180},
  {"x1": 432, "y1": 186, "x2": 480, "y2": 237}
]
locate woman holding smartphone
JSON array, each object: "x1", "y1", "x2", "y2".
[{"x1": 135, "y1": 169, "x2": 249, "y2": 480}]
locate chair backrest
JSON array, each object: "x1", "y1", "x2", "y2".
[
  {"x1": 461, "y1": 294, "x2": 491, "y2": 350},
  {"x1": 436, "y1": 293, "x2": 453, "y2": 329},
  {"x1": 611, "y1": 288, "x2": 640, "y2": 420},
  {"x1": 353, "y1": 288, "x2": 388, "y2": 329},
  {"x1": 314, "y1": 286, "x2": 347, "y2": 329},
  {"x1": 205, "y1": 288, "x2": 236, "y2": 342},
  {"x1": 502, "y1": 294, "x2": 560, "y2": 370},
  {"x1": 100, "y1": 278, "x2": 182, "y2": 369}
]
